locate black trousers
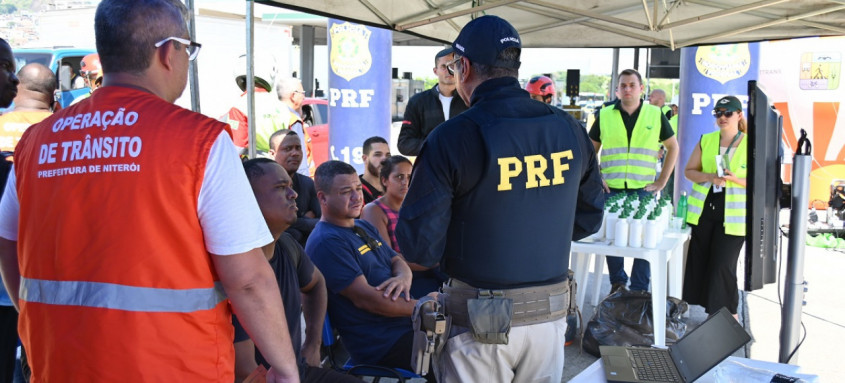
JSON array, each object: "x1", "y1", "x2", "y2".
[
  {"x1": 0, "y1": 306, "x2": 17, "y2": 383},
  {"x1": 683, "y1": 189, "x2": 745, "y2": 314},
  {"x1": 375, "y1": 330, "x2": 434, "y2": 381}
]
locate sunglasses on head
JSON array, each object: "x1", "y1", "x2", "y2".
[{"x1": 713, "y1": 110, "x2": 736, "y2": 118}]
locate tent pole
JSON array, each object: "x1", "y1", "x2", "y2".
[
  {"x1": 610, "y1": 48, "x2": 620, "y2": 102},
  {"x1": 247, "y1": 0, "x2": 256, "y2": 159},
  {"x1": 186, "y1": 0, "x2": 200, "y2": 113}
]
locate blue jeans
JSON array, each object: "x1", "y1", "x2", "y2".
[{"x1": 606, "y1": 188, "x2": 653, "y2": 291}]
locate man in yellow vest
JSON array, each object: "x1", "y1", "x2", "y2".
[
  {"x1": 648, "y1": 88, "x2": 673, "y2": 120},
  {"x1": 589, "y1": 69, "x2": 679, "y2": 293},
  {"x1": 277, "y1": 77, "x2": 314, "y2": 176}
]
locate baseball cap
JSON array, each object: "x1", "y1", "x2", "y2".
[
  {"x1": 452, "y1": 15, "x2": 521, "y2": 69},
  {"x1": 435, "y1": 47, "x2": 453, "y2": 60},
  {"x1": 713, "y1": 96, "x2": 742, "y2": 112}
]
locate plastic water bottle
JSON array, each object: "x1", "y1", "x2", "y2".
[
  {"x1": 614, "y1": 211, "x2": 629, "y2": 247},
  {"x1": 676, "y1": 191, "x2": 688, "y2": 229},
  {"x1": 643, "y1": 214, "x2": 659, "y2": 249},
  {"x1": 606, "y1": 206, "x2": 620, "y2": 242},
  {"x1": 712, "y1": 360, "x2": 808, "y2": 382},
  {"x1": 629, "y1": 212, "x2": 644, "y2": 248}
]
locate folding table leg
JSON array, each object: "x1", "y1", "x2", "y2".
[
  {"x1": 650, "y1": 257, "x2": 667, "y2": 347},
  {"x1": 591, "y1": 254, "x2": 605, "y2": 307}
]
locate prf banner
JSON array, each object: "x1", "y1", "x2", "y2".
[
  {"x1": 676, "y1": 43, "x2": 760, "y2": 198},
  {"x1": 327, "y1": 18, "x2": 391, "y2": 173}
]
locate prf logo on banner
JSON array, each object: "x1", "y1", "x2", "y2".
[
  {"x1": 799, "y1": 52, "x2": 841, "y2": 90},
  {"x1": 695, "y1": 44, "x2": 751, "y2": 84},
  {"x1": 330, "y1": 22, "x2": 372, "y2": 81}
]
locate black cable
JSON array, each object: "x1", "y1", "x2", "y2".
[{"x1": 786, "y1": 321, "x2": 808, "y2": 363}]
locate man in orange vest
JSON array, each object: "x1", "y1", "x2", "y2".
[
  {"x1": 0, "y1": 63, "x2": 55, "y2": 152},
  {"x1": 0, "y1": 1, "x2": 299, "y2": 382}
]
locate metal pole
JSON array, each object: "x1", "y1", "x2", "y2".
[
  {"x1": 185, "y1": 0, "x2": 200, "y2": 113},
  {"x1": 300, "y1": 25, "x2": 315, "y2": 96},
  {"x1": 779, "y1": 130, "x2": 811, "y2": 364},
  {"x1": 609, "y1": 48, "x2": 620, "y2": 101},
  {"x1": 246, "y1": 0, "x2": 256, "y2": 159},
  {"x1": 633, "y1": 48, "x2": 639, "y2": 71}
]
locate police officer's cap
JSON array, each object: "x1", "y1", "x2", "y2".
[{"x1": 452, "y1": 15, "x2": 521, "y2": 69}]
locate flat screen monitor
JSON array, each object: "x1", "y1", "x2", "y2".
[{"x1": 745, "y1": 80, "x2": 782, "y2": 291}]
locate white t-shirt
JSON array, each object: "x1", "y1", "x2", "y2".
[
  {"x1": 439, "y1": 92, "x2": 453, "y2": 121},
  {"x1": 0, "y1": 131, "x2": 272, "y2": 256}
]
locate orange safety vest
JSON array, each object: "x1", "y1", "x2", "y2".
[
  {"x1": 0, "y1": 110, "x2": 53, "y2": 151},
  {"x1": 14, "y1": 86, "x2": 235, "y2": 382}
]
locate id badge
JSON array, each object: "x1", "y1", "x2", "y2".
[{"x1": 714, "y1": 154, "x2": 726, "y2": 193}]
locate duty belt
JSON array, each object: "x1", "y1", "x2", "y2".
[{"x1": 443, "y1": 279, "x2": 570, "y2": 327}]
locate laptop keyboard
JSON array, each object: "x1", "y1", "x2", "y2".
[{"x1": 630, "y1": 349, "x2": 682, "y2": 382}]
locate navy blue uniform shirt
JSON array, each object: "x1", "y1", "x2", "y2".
[{"x1": 396, "y1": 77, "x2": 604, "y2": 288}]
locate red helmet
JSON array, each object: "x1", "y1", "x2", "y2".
[
  {"x1": 525, "y1": 76, "x2": 555, "y2": 97},
  {"x1": 80, "y1": 53, "x2": 102, "y2": 76}
]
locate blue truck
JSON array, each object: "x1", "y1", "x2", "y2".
[{"x1": 6, "y1": 47, "x2": 96, "y2": 111}]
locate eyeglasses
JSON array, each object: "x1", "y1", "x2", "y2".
[
  {"x1": 154, "y1": 36, "x2": 202, "y2": 61},
  {"x1": 712, "y1": 110, "x2": 736, "y2": 118},
  {"x1": 446, "y1": 56, "x2": 461, "y2": 76},
  {"x1": 292, "y1": 90, "x2": 306, "y2": 96}
]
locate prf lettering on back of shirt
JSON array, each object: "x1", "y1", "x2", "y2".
[{"x1": 497, "y1": 150, "x2": 573, "y2": 191}]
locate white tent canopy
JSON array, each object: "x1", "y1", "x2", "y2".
[{"x1": 257, "y1": 0, "x2": 845, "y2": 49}]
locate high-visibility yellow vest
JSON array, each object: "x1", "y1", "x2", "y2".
[
  {"x1": 686, "y1": 130, "x2": 748, "y2": 236},
  {"x1": 599, "y1": 103, "x2": 662, "y2": 189},
  {"x1": 669, "y1": 114, "x2": 678, "y2": 135}
]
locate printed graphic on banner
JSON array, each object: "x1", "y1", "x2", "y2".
[
  {"x1": 327, "y1": 18, "x2": 391, "y2": 174},
  {"x1": 694, "y1": 44, "x2": 752, "y2": 85},
  {"x1": 329, "y1": 22, "x2": 373, "y2": 82},
  {"x1": 799, "y1": 52, "x2": 841, "y2": 90}
]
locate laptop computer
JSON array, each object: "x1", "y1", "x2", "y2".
[{"x1": 600, "y1": 307, "x2": 752, "y2": 383}]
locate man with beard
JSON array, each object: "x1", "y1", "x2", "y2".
[
  {"x1": 305, "y1": 160, "x2": 425, "y2": 377},
  {"x1": 270, "y1": 129, "x2": 320, "y2": 247},
  {"x1": 398, "y1": 47, "x2": 468, "y2": 156},
  {"x1": 359, "y1": 136, "x2": 390, "y2": 204}
]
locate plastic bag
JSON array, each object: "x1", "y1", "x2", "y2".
[{"x1": 582, "y1": 290, "x2": 688, "y2": 357}]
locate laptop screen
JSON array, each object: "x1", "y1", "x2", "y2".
[{"x1": 670, "y1": 308, "x2": 752, "y2": 381}]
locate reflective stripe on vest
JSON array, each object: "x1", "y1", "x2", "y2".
[
  {"x1": 21, "y1": 278, "x2": 227, "y2": 313},
  {"x1": 599, "y1": 103, "x2": 662, "y2": 189},
  {"x1": 685, "y1": 130, "x2": 748, "y2": 235}
]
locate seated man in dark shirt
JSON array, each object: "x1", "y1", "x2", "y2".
[
  {"x1": 233, "y1": 158, "x2": 361, "y2": 383},
  {"x1": 269, "y1": 129, "x2": 321, "y2": 246},
  {"x1": 305, "y1": 160, "x2": 425, "y2": 375},
  {"x1": 359, "y1": 136, "x2": 390, "y2": 204}
]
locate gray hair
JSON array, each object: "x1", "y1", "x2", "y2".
[
  {"x1": 276, "y1": 77, "x2": 302, "y2": 101},
  {"x1": 458, "y1": 47, "x2": 520, "y2": 81},
  {"x1": 95, "y1": 0, "x2": 188, "y2": 74}
]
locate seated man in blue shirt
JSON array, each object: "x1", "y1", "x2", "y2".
[{"x1": 305, "y1": 160, "x2": 421, "y2": 374}]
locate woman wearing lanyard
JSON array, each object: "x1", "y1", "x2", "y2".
[{"x1": 683, "y1": 95, "x2": 748, "y2": 320}]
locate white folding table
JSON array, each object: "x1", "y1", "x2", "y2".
[{"x1": 569, "y1": 229, "x2": 690, "y2": 347}]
